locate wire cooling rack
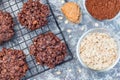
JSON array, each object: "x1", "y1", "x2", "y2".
[{"x1": 0, "y1": 0, "x2": 73, "y2": 79}]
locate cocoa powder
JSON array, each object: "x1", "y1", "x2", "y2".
[{"x1": 85, "y1": 0, "x2": 120, "y2": 20}]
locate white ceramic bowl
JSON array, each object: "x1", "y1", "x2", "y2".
[
  {"x1": 83, "y1": 0, "x2": 120, "y2": 21},
  {"x1": 76, "y1": 28, "x2": 120, "y2": 72}
]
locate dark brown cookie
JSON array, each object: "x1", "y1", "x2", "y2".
[
  {"x1": 0, "y1": 10, "x2": 14, "y2": 44},
  {"x1": 18, "y1": 0, "x2": 50, "y2": 30},
  {"x1": 0, "y1": 48, "x2": 28, "y2": 80},
  {"x1": 30, "y1": 32, "x2": 67, "y2": 68}
]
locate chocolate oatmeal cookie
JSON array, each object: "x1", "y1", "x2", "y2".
[
  {"x1": 18, "y1": 0, "x2": 50, "y2": 30},
  {"x1": 30, "y1": 32, "x2": 67, "y2": 68},
  {"x1": 0, "y1": 48, "x2": 28, "y2": 80},
  {"x1": 0, "y1": 10, "x2": 14, "y2": 44}
]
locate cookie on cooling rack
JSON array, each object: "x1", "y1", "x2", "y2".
[
  {"x1": 0, "y1": 10, "x2": 14, "y2": 44},
  {"x1": 0, "y1": 48, "x2": 28, "y2": 80},
  {"x1": 30, "y1": 32, "x2": 67, "y2": 68},
  {"x1": 18, "y1": 0, "x2": 50, "y2": 30}
]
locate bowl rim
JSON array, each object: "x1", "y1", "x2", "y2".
[
  {"x1": 83, "y1": 0, "x2": 120, "y2": 21},
  {"x1": 76, "y1": 28, "x2": 120, "y2": 72}
]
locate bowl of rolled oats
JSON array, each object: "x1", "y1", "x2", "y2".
[{"x1": 76, "y1": 28, "x2": 120, "y2": 71}]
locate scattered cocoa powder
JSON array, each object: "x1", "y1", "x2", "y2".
[{"x1": 85, "y1": 0, "x2": 120, "y2": 20}]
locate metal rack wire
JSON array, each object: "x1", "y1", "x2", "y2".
[{"x1": 0, "y1": 0, "x2": 73, "y2": 79}]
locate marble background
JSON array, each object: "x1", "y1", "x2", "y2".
[
  {"x1": 29, "y1": 0, "x2": 120, "y2": 80},
  {"x1": 0, "y1": 0, "x2": 120, "y2": 80}
]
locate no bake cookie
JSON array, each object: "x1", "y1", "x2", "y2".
[
  {"x1": 18, "y1": 0, "x2": 50, "y2": 30},
  {"x1": 0, "y1": 10, "x2": 14, "y2": 44},
  {"x1": 0, "y1": 48, "x2": 28, "y2": 80},
  {"x1": 30, "y1": 32, "x2": 67, "y2": 68}
]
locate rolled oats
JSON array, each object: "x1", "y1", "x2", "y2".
[{"x1": 80, "y1": 32, "x2": 117, "y2": 70}]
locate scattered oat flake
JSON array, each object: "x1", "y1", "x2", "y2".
[
  {"x1": 56, "y1": 71, "x2": 61, "y2": 75},
  {"x1": 117, "y1": 73, "x2": 120, "y2": 76},
  {"x1": 65, "y1": 20, "x2": 68, "y2": 24},
  {"x1": 58, "y1": 16, "x2": 63, "y2": 20},
  {"x1": 81, "y1": 26, "x2": 85, "y2": 31},
  {"x1": 68, "y1": 69, "x2": 72, "y2": 72},
  {"x1": 61, "y1": 0, "x2": 65, "y2": 4},
  {"x1": 95, "y1": 23, "x2": 99, "y2": 27},
  {"x1": 67, "y1": 29, "x2": 72, "y2": 33},
  {"x1": 78, "y1": 68, "x2": 81, "y2": 73},
  {"x1": 69, "y1": 35, "x2": 72, "y2": 38}
]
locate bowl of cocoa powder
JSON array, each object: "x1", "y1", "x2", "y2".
[{"x1": 84, "y1": 0, "x2": 120, "y2": 21}]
